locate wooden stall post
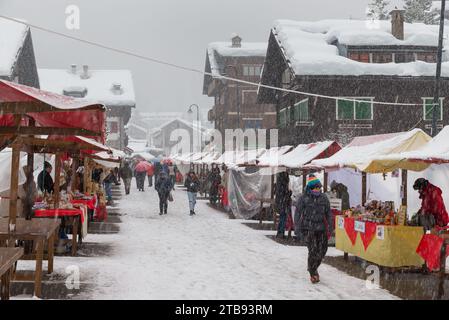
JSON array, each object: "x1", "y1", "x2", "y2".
[
  {"x1": 437, "y1": 239, "x2": 448, "y2": 299},
  {"x1": 24, "y1": 152, "x2": 34, "y2": 220},
  {"x1": 401, "y1": 169, "x2": 408, "y2": 206},
  {"x1": 271, "y1": 174, "x2": 276, "y2": 226},
  {"x1": 302, "y1": 173, "x2": 307, "y2": 191},
  {"x1": 362, "y1": 172, "x2": 367, "y2": 205},
  {"x1": 71, "y1": 155, "x2": 78, "y2": 192},
  {"x1": 323, "y1": 171, "x2": 329, "y2": 192},
  {"x1": 83, "y1": 157, "x2": 89, "y2": 193},
  {"x1": 8, "y1": 143, "x2": 20, "y2": 239},
  {"x1": 53, "y1": 153, "x2": 62, "y2": 209}
]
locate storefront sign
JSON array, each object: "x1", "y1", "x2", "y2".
[
  {"x1": 376, "y1": 226, "x2": 385, "y2": 240},
  {"x1": 337, "y1": 216, "x2": 344, "y2": 229},
  {"x1": 354, "y1": 221, "x2": 365, "y2": 233}
]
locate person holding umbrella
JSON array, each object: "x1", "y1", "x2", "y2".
[{"x1": 134, "y1": 160, "x2": 150, "y2": 192}]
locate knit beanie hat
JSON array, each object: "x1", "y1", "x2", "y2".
[{"x1": 306, "y1": 175, "x2": 322, "y2": 189}]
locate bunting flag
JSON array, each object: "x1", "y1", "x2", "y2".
[
  {"x1": 360, "y1": 221, "x2": 377, "y2": 250},
  {"x1": 344, "y1": 218, "x2": 357, "y2": 245}
]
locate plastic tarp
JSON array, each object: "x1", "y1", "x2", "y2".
[
  {"x1": 227, "y1": 168, "x2": 272, "y2": 219},
  {"x1": 311, "y1": 129, "x2": 431, "y2": 173},
  {"x1": 369, "y1": 126, "x2": 449, "y2": 172},
  {"x1": 279, "y1": 141, "x2": 341, "y2": 169},
  {"x1": 0, "y1": 149, "x2": 27, "y2": 193}
]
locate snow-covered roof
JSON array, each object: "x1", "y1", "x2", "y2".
[
  {"x1": 38, "y1": 68, "x2": 136, "y2": 107},
  {"x1": 0, "y1": 17, "x2": 29, "y2": 76},
  {"x1": 207, "y1": 41, "x2": 267, "y2": 76},
  {"x1": 151, "y1": 118, "x2": 205, "y2": 136},
  {"x1": 272, "y1": 19, "x2": 449, "y2": 77}
]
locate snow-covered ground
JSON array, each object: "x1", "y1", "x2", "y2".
[{"x1": 15, "y1": 183, "x2": 398, "y2": 300}]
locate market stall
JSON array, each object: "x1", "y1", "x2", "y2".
[{"x1": 310, "y1": 129, "x2": 432, "y2": 268}]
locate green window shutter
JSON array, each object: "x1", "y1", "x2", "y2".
[
  {"x1": 424, "y1": 98, "x2": 442, "y2": 121},
  {"x1": 299, "y1": 100, "x2": 309, "y2": 121},
  {"x1": 355, "y1": 99, "x2": 372, "y2": 120},
  {"x1": 293, "y1": 99, "x2": 309, "y2": 121},
  {"x1": 279, "y1": 109, "x2": 286, "y2": 128},
  {"x1": 286, "y1": 106, "x2": 291, "y2": 125},
  {"x1": 337, "y1": 99, "x2": 354, "y2": 120}
]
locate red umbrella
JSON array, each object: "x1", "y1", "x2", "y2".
[{"x1": 135, "y1": 161, "x2": 151, "y2": 172}]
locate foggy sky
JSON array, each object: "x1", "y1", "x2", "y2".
[{"x1": 0, "y1": 0, "x2": 405, "y2": 115}]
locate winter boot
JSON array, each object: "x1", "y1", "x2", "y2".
[{"x1": 190, "y1": 210, "x2": 194, "y2": 216}]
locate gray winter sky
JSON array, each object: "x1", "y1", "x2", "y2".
[{"x1": 0, "y1": 0, "x2": 405, "y2": 116}]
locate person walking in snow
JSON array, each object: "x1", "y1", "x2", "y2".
[
  {"x1": 275, "y1": 171, "x2": 291, "y2": 239},
  {"x1": 119, "y1": 162, "x2": 133, "y2": 195},
  {"x1": 184, "y1": 170, "x2": 200, "y2": 216},
  {"x1": 295, "y1": 175, "x2": 332, "y2": 284},
  {"x1": 147, "y1": 162, "x2": 154, "y2": 188},
  {"x1": 155, "y1": 171, "x2": 173, "y2": 215}
]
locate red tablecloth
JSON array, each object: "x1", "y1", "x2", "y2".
[
  {"x1": 416, "y1": 234, "x2": 449, "y2": 271},
  {"x1": 34, "y1": 208, "x2": 85, "y2": 224},
  {"x1": 71, "y1": 196, "x2": 96, "y2": 210}
]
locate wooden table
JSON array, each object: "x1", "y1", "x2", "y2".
[
  {"x1": 0, "y1": 248, "x2": 24, "y2": 300},
  {"x1": 0, "y1": 218, "x2": 60, "y2": 298}
]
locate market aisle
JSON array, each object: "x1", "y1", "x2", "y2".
[{"x1": 72, "y1": 181, "x2": 397, "y2": 300}]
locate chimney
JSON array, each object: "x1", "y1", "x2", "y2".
[
  {"x1": 390, "y1": 8, "x2": 405, "y2": 40},
  {"x1": 81, "y1": 65, "x2": 90, "y2": 79},
  {"x1": 111, "y1": 82, "x2": 123, "y2": 95},
  {"x1": 70, "y1": 64, "x2": 77, "y2": 74},
  {"x1": 231, "y1": 34, "x2": 242, "y2": 48}
]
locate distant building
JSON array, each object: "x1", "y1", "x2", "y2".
[
  {"x1": 150, "y1": 118, "x2": 207, "y2": 156},
  {"x1": 127, "y1": 109, "x2": 212, "y2": 143},
  {"x1": 202, "y1": 35, "x2": 276, "y2": 140},
  {"x1": 0, "y1": 17, "x2": 39, "y2": 88},
  {"x1": 38, "y1": 66, "x2": 136, "y2": 150},
  {"x1": 258, "y1": 11, "x2": 449, "y2": 146}
]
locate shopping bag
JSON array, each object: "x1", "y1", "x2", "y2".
[{"x1": 168, "y1": 192, "x2": 174, "y2": 202}]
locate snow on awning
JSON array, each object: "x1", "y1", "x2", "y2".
[
  {"x1": 367, "y1": 126, "x2": 449, "y2": 172},
  {"x1": 310, "y1": 129, "x2": 431, "y2": 173},
  {"x1": 255, "y1": 146, "x2": 294, "y2": 167},
  {"x1": 278, "y1": 141, "x2": 341, "y2": 169}
]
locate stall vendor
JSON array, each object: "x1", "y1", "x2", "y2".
[
  {"x1": 37, "y1": 161, "x2": 54, "y2": 194},
  {"x1": 413, "y1": 178, "x2": 449, "y2": 228}
]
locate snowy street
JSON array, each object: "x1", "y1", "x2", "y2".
[{"x1": 32, "y1": 183, "x2": 396, "y2": 300}]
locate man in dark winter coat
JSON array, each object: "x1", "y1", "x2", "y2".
[
  {"x1": 184, "y1": 171, "x2": 201, "y2": 215},
  {"x1": 155, "y1": 171, "x2": 173, "y2": 215},
  {"x1": 37, "y1": 161, "x2": 54, "y2": 194},
  {"x1": 275, "y1": 171, "x2": 291, "y2": 239},
  {"x1": 295, "y1": 175, "x2": 333, "y2": 284},
  {"x1": 119, "y1": 162, "x2": 133, "y2": 195},
  {"x1": 330, "y1": 180, "x2": 350, "y2": 211}
]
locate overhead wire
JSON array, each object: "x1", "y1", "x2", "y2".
[{"x1": 0, "y1": 14, "x2": 426, "y2": 107}]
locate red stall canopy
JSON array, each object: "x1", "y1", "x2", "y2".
[{"x1": 0, "y1": 80, "x2": 106, "y2": 144}]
